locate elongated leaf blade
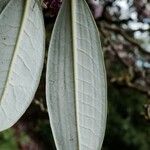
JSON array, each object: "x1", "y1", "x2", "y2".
[
  {"x1": 46, "y1": 0, "x2": 107, "y2": 149},
  {"x1": 0, "y1": 0, "x2": 45, "y2": 131}
]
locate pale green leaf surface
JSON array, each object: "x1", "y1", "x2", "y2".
[
  {"x1": 0, "y1": 0, "x2": 45, "y2": 131},
  {"x1": 0, "y1": 0, "x2": 10, "y2": 13},
  {"x1": 46, "y1": 0, "x2": 107, "y2": 149}
]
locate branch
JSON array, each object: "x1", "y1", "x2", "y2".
[
  {"x1": 99, "y1": 25, "x2": 150, "y2": 97},
  {"x1": 110, "y1": 77, "x2": 150, "y2": 97},
  {"x1": 99, "y1": 23, "x2": 150, "y2": 55}
]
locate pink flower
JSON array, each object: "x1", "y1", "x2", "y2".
[{"x1": 87, "y1": 0, "x2": 104, "y2": 19}]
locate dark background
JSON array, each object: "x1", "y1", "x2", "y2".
[{"x1": 0, "y1": 0, "x2": 150, "y2": 149}]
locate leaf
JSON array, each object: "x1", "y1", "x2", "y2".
[
  {"x1": 46, "y1": 0, "x2": 107, "y2": 149},
  {"x1": 0, "y1": 0, "x2": 10, "y2": 13},
  {"x1": 0, "y1": 0, "x2": 45, "y2": 131}
]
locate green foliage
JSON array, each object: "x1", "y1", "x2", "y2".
[
  {"x1": 0, "y1": 129, "x2": 18, "y2": 150},
  {"x1": 102, "y1": 84, "x2": 150, "y2": 150},
  {"x1": 0, "y1": 85, "x2": 149, "y2": 150},
  {"x1": 36, "y1": 120, "x2": 56, "y2": 149}
]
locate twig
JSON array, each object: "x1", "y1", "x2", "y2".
[
  {"x1": 99, "y1": 23, "x2": 150, "y2": 55},
  {"x1": 111, "y1": 77, "x2": 150, "y2": 97}
]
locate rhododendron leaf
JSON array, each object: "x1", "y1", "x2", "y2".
[
  {"x1": 46, "y1": 0, "x2": 107, "y2": 149},
  {"x1": 0, "y1": 0, "x2": 45, "y2": 131}
]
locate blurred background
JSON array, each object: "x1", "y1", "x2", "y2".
[{"x1": 0, "y1": 0, "x2": 150, "y2": 149}]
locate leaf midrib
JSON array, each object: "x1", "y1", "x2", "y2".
[
  {"x1": 0, "y1": 0, "x2": 30, "y2": 103},
  {"x1": 70, "y1": 0, "x2": 80, "y2": 149}
]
